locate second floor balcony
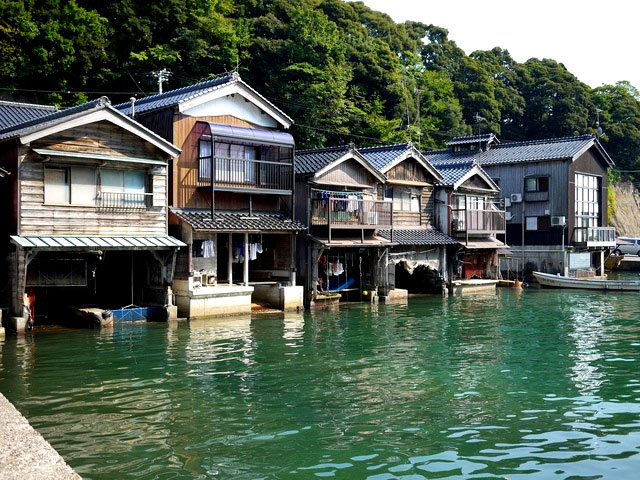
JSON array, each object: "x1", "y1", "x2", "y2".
[
  {"x1": 310, "y1": 196, "x2": 392, "y2": 229},
  {"x1": 96, "y1": 191, "x2": 153, "y2": 211},
  {"x1": 572, "y1": 226, "x2": 616, "y2": 248},
  {"x1": 451, "y1": 204, "x2": 506, "y2": 236},
  {"x1": 198, "y1": 156, "x2": 293, "y2": 194}
]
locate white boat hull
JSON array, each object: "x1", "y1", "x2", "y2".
[{"x1": 533, "y1": 272, "x2": 640, "y2": 291}]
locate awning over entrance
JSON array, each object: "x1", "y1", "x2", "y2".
[
  {"x1": 378, "y1": 228, "x2": 458, "y2": 246},
  {"x1": 10, "y1": 235, "x2": 185, "y2": 251},
  {"x1": 310, "y1": 235, "x2": 392, "y2": 248},
  {"x1": 462, "y1": 238, "x2": 506, "y2": 250}
]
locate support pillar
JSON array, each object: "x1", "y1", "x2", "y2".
[
  {"x1": 290, "y1": 233, "x2": 296, "y2": 286},
  {"x1": 228, "y1": 233, "x2": 233, "y2": 285},
  {"x1": 243, "y1": 232, "x2": 249, "y2": 287}
]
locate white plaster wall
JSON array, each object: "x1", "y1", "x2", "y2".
[{"x1": 182, "y1": 95, "x2": 278, "y2": 128}]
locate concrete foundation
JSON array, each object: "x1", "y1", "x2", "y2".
[
  {"x1": 7, "y1": 316, "x2": 27, "y2": 334},
  {"x1": 381, "y1": 288, "x2": 408, "y2": 303},
  {"x1": 252, "y1": 283, "x2": 304, "y2": 312},
  {"x1": 173, "y1": 279, "x2": 254, "y2": 318}
]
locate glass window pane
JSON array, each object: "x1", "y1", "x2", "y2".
[
  {"x1": 71, "y1": 167, "x2": 96, "y2": 205},
  {"x1": 124, "y1": 171, "x2": 146, "y2": 194},
  {"x1": 526, "y1": 217, "x2": 537, "y2": 231},
  {"x1": 526, "y1": 178, "x2": 537, "y2": 192},
  {"x1": 199, "y1": 140, "x2": 212, "y2": 158},
  {"x1": 44, "y1": 168, "x2": 69, "y2": 204},
  {"x1": 102, "y1": 169, "x2": 123, "y2": 193}
]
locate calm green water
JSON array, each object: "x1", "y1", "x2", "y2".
[{"x1": 1, "y1": 288, "x2": 640, "y2": 479}]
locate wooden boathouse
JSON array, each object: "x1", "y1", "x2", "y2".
[
  {"x1": 0, "y1": 96, "x2": 184, "y2": 332},
  {"x1": 117, "y1": 73, "x2": 306, "y2": 317}
]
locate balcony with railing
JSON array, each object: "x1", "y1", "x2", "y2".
[
  {"x1": 310, "y1": 197, "x2": 392, "y2": 229},
  {"x1": 198, "y1": 155, "x2": 293, "y2": 194},
  {"x1": 451, "y1": 205, "x2": 506, "y2": 236},
  {"x1": 96, "y1": 192, "x2": 152, "y2": 211},
  {"x1": 572, "y1": 226, "x2": 616, "y2": 248}
]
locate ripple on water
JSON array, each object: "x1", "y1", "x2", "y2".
[{"x1": 0, "y1": 289, "x2": 639, "y2": 479}]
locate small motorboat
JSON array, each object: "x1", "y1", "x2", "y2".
[{"x1": 533, "y1": 271, "x2": 640, "y2": 291}]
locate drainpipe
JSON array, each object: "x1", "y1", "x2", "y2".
[{"x1": 243, "y1": 232, "x2": 249, "y2": 286}]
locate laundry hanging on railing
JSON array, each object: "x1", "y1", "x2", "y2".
[{"x1": 233, "y1": 241, "x2": 263, "y2": 262}]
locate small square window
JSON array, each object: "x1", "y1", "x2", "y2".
[{"x1": 526, "y1": 217, "x2": 538, "y2": 231}]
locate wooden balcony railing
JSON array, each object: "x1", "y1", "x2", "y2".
[
  {"x1": 451, "y1": 207, "x2": 506, "y2": 235},
  {"x1": 572, "y1": 226, "x2": 616, "y2": 247},
  {"x1": 96, "y1": 192, "x2": 151, "y2": 210},
  {"x1": 310, "y1": 197, "x2": 392, "y2": 228},
  {"x1": 198, "y1": 156, "x2": 292, "y2": 193}
]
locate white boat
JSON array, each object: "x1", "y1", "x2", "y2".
[
  {"x1": 450, "y1": 279, "x2": 498, "y2": 295},
  {"x1": 533, "y1": 271, "x2": 640, "y2": 291}
]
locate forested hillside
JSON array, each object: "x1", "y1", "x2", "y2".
[{"x1": 2, "y1": 0, "x2": 640, "y2": 176}]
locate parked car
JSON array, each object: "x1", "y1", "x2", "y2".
[{"x1": 614, "y1": 237, "x2": 640, "y2": 256}]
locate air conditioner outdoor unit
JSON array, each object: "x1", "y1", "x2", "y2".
[
  {"x1": 551, "y1": 216, "x2": 566, "y2": 227},
  {"x1": 505, "y1": 212, "x2": 513, "y2": 221},
  {"x1": 510, "y1": 193, "x2": 522, "y2": 203}
]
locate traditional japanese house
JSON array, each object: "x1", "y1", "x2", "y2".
[
  {"x1": 430, "y1": 159, "x2": 506, "y2": 280},
  {"x1": 0, "y1": 96, "x2": 184, "y2": 332},
  {"x1": 358, "y1": 143, "x2": 458, "y2": 295},
  {"x1": 117, "y1": 73, "x2": 305, "y2": 317},
  {"x1": 424, "y1": 134, "x2": 616, "y2": 278},
  {"x1": 294, "y1": 145, "x2": 392, "y2": 305}
]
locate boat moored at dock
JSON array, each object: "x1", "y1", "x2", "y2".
[{"x1": 533, "y1": 271, "x2": 640, "y2": 291}]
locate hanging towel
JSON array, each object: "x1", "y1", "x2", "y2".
[
  {"x1": 249, "y1": 243, "x2": 258, "y2": 261},
  {"x1": 201, "y1": 240, "x2": 215, "y2": 258},
  {"x1": 335, "y1": 262, "x2": 344, "y2": 275},
  {"x1": 256, "y1": 243, "x2": 263, "y2": 254}
]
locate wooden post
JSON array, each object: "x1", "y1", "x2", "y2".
[
  {"x1": 290, "y1": 233, "x2": 296, "y2": 286},
  {"x1": 228, "y1": 233, "x2": 233, "y2": 285},
  {"x1": 243, "y1": 232, "x2": 249, "y2": 286},
  {"x1": 328, "y1": 196, "x2": 332, "y2": 244}
]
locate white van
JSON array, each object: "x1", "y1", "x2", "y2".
[{"x1": 615, "y1": 237, "x2": 640, "y2": 256}]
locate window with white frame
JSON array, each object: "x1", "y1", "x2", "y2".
[
  {"x1": 101, "y1": 169, "x2": 147, "y2": 205},
  {"x1": 575, "y1": 173, "x2": 600, "y2": 241},
  {"x1": 391, "y1": 187, "x2": 420, "y2": 212},
  {"x1": 44, "y1": 166, "x2": 96, "y2": 205}
]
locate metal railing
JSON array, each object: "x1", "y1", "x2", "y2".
[
  {"x1": 198, "y1": 156, "x2": 292, "y2": 191},
  {"x1": 96, "y1": 192, "x2": 152, "y2": 210},
  {"x1": 572, "y1": 226, "x2": 616, "y2": 246},
  {"x1": 451, "y1": 207, "x2": 506, "y2": 234},
  {"x1": 310, "y1": 197, "x2": 392, "y2": 227}
]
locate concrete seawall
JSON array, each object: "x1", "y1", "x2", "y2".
[{"x1": 0, "y1": 393, "x2": 80, "y2": 479}]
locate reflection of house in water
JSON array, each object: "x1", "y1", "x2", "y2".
[
  {"x1": 116, "y1": 73, "x2": 305, "y2": 317},
  {"x1": 0, "y1": 97, "x2": 184, "y2": 331}
]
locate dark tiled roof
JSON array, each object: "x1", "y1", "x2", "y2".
[
  {"x1": 378, "y1": 228, "x2": 458, "y2": 246},
  {"x1": 424, "y1": 135, "x2": 602, "y2": 167},
  {"x1": 115, "y1": 73, "x2": 293, "y2": 125},
  {"x1": 0, "y1": 101, "x2": 57, "y2": 130},
  {"x1": 448, "y1": 133, "x2": 499, "y2": 146},
  {"x1": 435, "y1": 160, "x2": 475, "y2": 186},
  {"x1": 295, "y1": 146, "x2": 351, "y2": 174},
  {"x1": 358, "y1": 143, "x2": 411, "y2": 170},
  {"x1": 0, "y1": 97, "x2": 110, "y2": 140},
  {"x1": 171, "y1": 209, "x2": 306, "y2": 232}
]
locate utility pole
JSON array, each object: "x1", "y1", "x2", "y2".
[
  {"x1": 153, "y1": 69, "x2": 170, "y2": 94},
  {"x1": 414, "y1": 88, "x2": 423, "y2": 148}
]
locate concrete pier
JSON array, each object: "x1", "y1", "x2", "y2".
[{"x1": 0, "y1": 393, "x2": 80, "y2": 479}]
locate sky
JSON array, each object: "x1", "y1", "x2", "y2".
[{"x1": 357, "y1": 0, "x2": 640, "y2": 89}]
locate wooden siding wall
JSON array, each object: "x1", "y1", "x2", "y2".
[
  {"x1": 315, "y1": 159, "x2": 377, "y2": 187},
  {"x1": 37, "y1": 121, "x2": 167, "y2": 160},
  {"x1": 19, "y1": 121, "x2": 170, "y2": 236},
  {"x1": 481, "y1": 160, "x2": 569, "y2": 224},
  {"x1": 421, "y1": 185, "x2": 435, "y2": 227},
  {"x1": 386, "y1": 158, "x2": 429, "y2": 183},
  {"x1": 460, "y1": 175, "x2": 493, "y2": 191}
]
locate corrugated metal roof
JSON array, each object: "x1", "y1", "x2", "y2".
[
  {"x1": 10, "y1": 235, "x2": 185, "y2": 249},
  {"x1": 115, "y1": 73, "x2": 294, "y2": 125},
  {"x1": 295, "y1": 146, "x2": 351, "y2": 174},
  {"x1": 378, "y1": 228, "x2": 458, "y2": 245},
  {"x1": 171, "y1": 209, "x2": 306, "y2": 232},
  {"x1": 208, "y1": 123, "x2": 294, "y2": 147},
  {"x1": 424, "y1": 135, "x2": 604, "y2": 167},
  {"x1": 0, "y1": 101, "x2": 58, "y2": 130}
]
